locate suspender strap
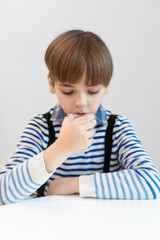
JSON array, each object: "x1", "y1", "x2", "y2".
[
  {"x1": 43, "y1": 112, "x2": 56, "y2": 146},
  {"x1": 37, "y1": 111, "x2": 118, "y2": 196},
  {"x1": 37, "y1": 112, "x2": 55, "y2": 197},
  {"x1": 103, "y1": 114, "x2": 118, "y2": 173}
]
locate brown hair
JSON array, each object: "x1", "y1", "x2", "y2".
[{"x1": 45, "y1": 30, "x2": 113, "y2": 87}]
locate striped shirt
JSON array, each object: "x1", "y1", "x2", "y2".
[{"x1": 0, "y1": 104, "x2": 160, "y2": 205}]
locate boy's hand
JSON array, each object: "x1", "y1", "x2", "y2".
[
  {"x1": 43, "y1": 114, "x2": 96, "y2": 173},
  {"x1": 46, "y1": 177, "x2": 79, "y2": 196},
  {"x1": 57, "y1": 114, "x2": 96, "y2": 157}
]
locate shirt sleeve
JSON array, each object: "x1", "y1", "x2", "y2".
[
  {"x1": 0, "y1": 114, "x2": 53, "y2": 205},
  {"x1": 79, "y1": 115, "x2": 160, "y2": 199}
]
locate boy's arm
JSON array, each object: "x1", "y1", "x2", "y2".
[
  {"x1": 0, "y1": 114, "x2": 54, "y2": 205},
  {"x1": 79, "y1": 116, "x2": 160, "y2": 199},
  {"x1": 0, "y1": 113, "x2": 96, "y2": 205}
]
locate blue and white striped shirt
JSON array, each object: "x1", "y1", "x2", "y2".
[{"x1": 0, "y1": 104, "x2": 160, "y2": 204}]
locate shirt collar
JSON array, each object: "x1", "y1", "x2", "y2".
[{"x1": 50, "y1": 104, "x2": 107, "y2": 126}]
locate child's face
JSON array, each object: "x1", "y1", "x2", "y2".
[{"x1": 48, "y1": 74, "x2": 109, "y2": 115}]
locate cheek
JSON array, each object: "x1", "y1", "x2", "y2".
[
  {"x1": 88, "y1": 97, "x2": 99, "y2": 107},
  {"x1": 58, "y1": 95, "x2": 73, "y2": 110},
  {"x1": 90, "y1": 94, "x2": 102, "y2": 103},
  {"x1": 89, "y1": 94, "x2": 103, "y2": 109}
]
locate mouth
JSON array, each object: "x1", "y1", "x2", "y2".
[
  {"x1": 67, "y1": 112, "x2": 87, "y2": 120},
  {"x1": 75, "y1": 113, "x2": 86, "y2": 115}
]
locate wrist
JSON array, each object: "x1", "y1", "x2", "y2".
[
  {"x1": 56, "y1": 138, "x2": 72, "y2": 158},
  {"x1": 73, "y1": 177, "x2": 79, "y2": 193},
  {"x1": 43, "y1": 139, "x2": 69, "y2": 173}
]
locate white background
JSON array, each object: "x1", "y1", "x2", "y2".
[{"x1": 0, "y1": 0, "x2": 160, "y2": 171}]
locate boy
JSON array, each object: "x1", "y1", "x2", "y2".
[{"x1": 0, "y1": 30, "x2": 159, "y2": 205}]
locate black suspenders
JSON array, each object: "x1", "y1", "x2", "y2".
[
  {"x1": 43, "y1": 112, "x2": 56, "y2": 145},
  {"x1": 37, "y1": 112, "x2": 118, "y2": 197},
  {"x1": 104, "y1": 114, "x2": 118, "y2": 173}
]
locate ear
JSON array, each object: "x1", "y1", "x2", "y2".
[
  {"x1": 47, "y1": 74, "x2": 56, "y2": 94},
  {"x1": 104, "y1": 84, "x2": 110, "y2": 94}
]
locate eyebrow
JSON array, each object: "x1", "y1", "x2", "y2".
[
  {"x1": 59, "y1": 83, "x2": 74, "y2": 87},
  {"x1": 58, "y1": 83, "x2": 99, "y2": 88}
]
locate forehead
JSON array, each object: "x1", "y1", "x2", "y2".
[
  {"x1": 57, "y1": 73, "x2": 101, "y2": 87},
  {"x1": 58, "y1": 82, "x2": 101, "y2": 88}
]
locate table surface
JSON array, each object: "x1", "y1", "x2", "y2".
[{"x1": 0, "y1": 195, "x2": 160, "y2": 240}]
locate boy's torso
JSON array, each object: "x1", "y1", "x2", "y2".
[{"x1": 44, "y1": 107, "x2": 122, "y2": 189}]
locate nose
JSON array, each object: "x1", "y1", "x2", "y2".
[{"x1": 74, "y1": 93, "x2": 87, "y2": 108}]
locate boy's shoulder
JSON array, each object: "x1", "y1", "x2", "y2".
[
  {"x1": 26, "y1": 108, "x2": 55, "y2": 129},
  {"x1": 34, "y1": 107, "x2": 55, "y2": 119},
  {"x1": 104, "y1": 109, "x2": 129, "y2": 123},
  {"x1": 104, "y1": 109, "x2": 135, "y2": 133}
]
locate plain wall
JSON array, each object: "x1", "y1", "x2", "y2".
[{"x1": 0, "y1": 0, "x2": 160, "y2": 171}]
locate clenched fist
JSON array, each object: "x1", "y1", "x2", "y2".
[{"x1": 57, "y1": 113, "x2": 96, "y2": 157}]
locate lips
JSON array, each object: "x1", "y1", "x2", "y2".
[
  {"x1": 67, "y1": 112, "x2": 87, "y2": 120},
  {"x1": 70, "y1": 113, "x2": 87, "y2": 119},
  {"x1": 76, "y1": 113, "x2": 86, "y2": 115}
]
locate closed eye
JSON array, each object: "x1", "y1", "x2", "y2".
[
  {"x1": 62, "y1": 91, "x2": 73, "y2": 95},
  {"x1": 88, "y1": 90, "x2": 99, "y2": 94},
  {"x1": 62, "y1": 91, "x2": 99, "y2": 95}
]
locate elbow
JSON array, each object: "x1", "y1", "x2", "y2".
[
  {"x1": 144, "y1": 172, "x2": 160, "y2": 199},
  {"x1": 135, "y1": 169, "x2": 160, "y2": 200}
]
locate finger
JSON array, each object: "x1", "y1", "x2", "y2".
[
  {"x1": 74, "y1": 114, "x2": 95, "y2": 125},
  {"x1": 86, "y1": 137, "x2": 94, "y2": 147},
  {"x1": 62, "y1": 115, "x2": 74, "y2": 125},
  {"x1": 81, "y1": 119, "x2": 97, "y2": 131},
  {"x1": 85, "y1": 128, "x2": 96, "y2": 139}
]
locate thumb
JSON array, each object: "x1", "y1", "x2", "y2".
[{"x1": 63, "y1": 114, "x2": 74, "y2": 125}]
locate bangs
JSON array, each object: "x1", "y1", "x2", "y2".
[{"x1": 45, "y1": 30, "x2": 113, "y2": 87}]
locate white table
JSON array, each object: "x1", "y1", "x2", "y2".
[{"x1": 0, "y1": 195, "x2": 160, "y2": 240}]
